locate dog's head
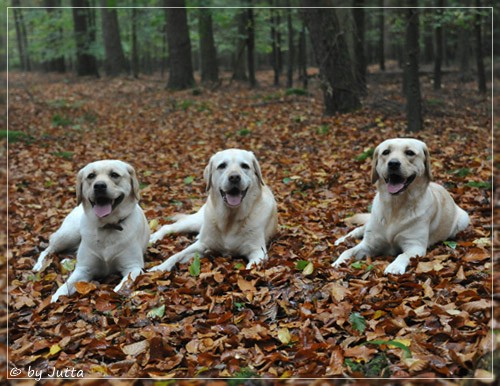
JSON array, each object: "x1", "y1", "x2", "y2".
[
  {"x1": 371, "y1": 138, "x2": 432, "y2": 195},
  {"x1": 76, "y1": 160, "x2": 140, "y2": 220},
  {"x1": 204, "y1": 149, "x2": 264, "y2": 209}
]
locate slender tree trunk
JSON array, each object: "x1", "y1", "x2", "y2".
[
  {"x1": 270, "y1": 7, "x2": 280, "y2": 86},
  {"x1": 404, "y1": 4, "x2": 423, "y2": 132},
  {"x1": 165, "y1": 0, "x2": 195, "y2": 89},
  {"x1": 12, "y1": 0, "x2": 31, "y2": 71},
  {"x1": 378, "y1": 1, "x2": 385, "y2": 71},
  {"x1": 286, "y1": 6, "x2": 294, "y2": 88},
  {"x1": 298, "y1": 22, "x2": 307, "y2": 89},
  {"x1": 43, "y1": 0, "x2": 65, "y2": 72},
  {"x1": 247, "y1": 6, "x2": 257, "y2": 87},
  {"x1": 353, "y1": 0, "x2": 366, "y2": 94},
  {"x1": 302, "y1": 7, "x2": 361, "y2": 114},
  {"x1": 198, "y1": 9, "x2": 219, "y2": 83},
  {"x1": 475, "y1": 0, "x2": 487, "y2": 93},
  {"x1": 71, "y1": 0, "x2": 99, "y2": 77},
  {"x1": 101, "y1": 2, "x2": 128, "y2": 76},
  {"x1": 433, "y1": 0, "x2": 444, "y2": 90},
  {"x1": 233, "y1": 10, "x2": 247, "y2": 81},
  {"x1": 131, "y1": 8, "x2": 139, "y2": 78}
]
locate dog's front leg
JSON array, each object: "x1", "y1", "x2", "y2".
[
  {"x1": 332, "y1": 240, "x2": 371, "y2": 268},
  {"x1": 334, "y1": 225, "x2": 365, "y2": 246},
  {"x1": 51, "y1": 266, "x2": 92, "y2": 303},
  {"x1": 114, "y1": 265, "x2": 144, "y2": 292},
  {"x1": 246, "y1": 246, "x2": 268, "y2": 269},
  {"x1": 149, "y1": 240, "x2": 205, "y2": 272},
  {"x1": 384, "y1": 244, "x2": 426, "y2": 275}
]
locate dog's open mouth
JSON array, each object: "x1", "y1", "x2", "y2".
[
  {"x1": 90, "y1": 194, "x2": 124, "y2": 218},
  {"x1": 385, "y1": 174, "x2": 416, "y2": 195},
  {"x1": 220, "y1": 187, "x2": 248, "y2": 208}
]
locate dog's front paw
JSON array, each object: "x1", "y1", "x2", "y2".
[
  {"x1": 384, "y1": 256, "x2": 409, "y2": 275},
  {"x1": 148, "y1": 262, "x2": 171, "y2": 272},
  {"x1": 149, "y1": 232, "x2": 163, "y2": 244},
  {"x1": 334, "y1": 236, "x2": 347, "y2": 246},
  {"x1": 33, "y1": 261, "x2": 43, "y2": 272}
]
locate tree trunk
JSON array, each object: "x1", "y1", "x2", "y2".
[
  {"x1": 475, "y1": 0, "x2": 487, "y2": 94},
  {"x1": 301, "y1": 7, "x2": 361, "y2": 115},
  {"x1": 131, "y1": 8, "x2": 139, "y2": 78},
  {"x1": 198, "y1": 9, "x2": 219, "y2": 83},
  {"x1": 71, "y1": 0, "x2": 99, "y2": 77},
  {"x1": 286, "y1": 6, "x2": 294, "y2": 88},
  {"x1": 247, "y1": 6, "x2": 257, "y2": 88},
  {"x1": 353, "y1": 0, "x2": 366, "y2": 94},
  {"x1": 165, "y1": 0, "x2": 195, "y2": 89},
  {"x1": 433, "y1": 0, "x2": 444, "y2": 90},
  {"x1": 298, "y1": 22, "x2": 307, "y2": 89},
  {"x1": 101, "y1": 2, "x2": 128, "y2": 76},
  {"x1": 270, "y1": 7, "x2": 280, "y2": 86},
  {"x1": 12, "y1": 6, "x2": 31, "y2": 71},
  {"x1": 404, "y1": 5, "x2": 423, "y2": 132},
  {"x1": 378, "y1": 1, "x2": 385, "y2": 71},
  {"x1": 233, "y1": 10, "x2": 247, "y2": 81},
  {"x1": 43, "y1": 0, "x2": 65, "y2": 72}
]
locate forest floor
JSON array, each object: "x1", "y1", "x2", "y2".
[{"x1": 3, "y1": 67, "x2": 496, "y2": 382}]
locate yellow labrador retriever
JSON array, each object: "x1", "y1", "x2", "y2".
[
  {"x1": 149, "y1": 149, "x2": 278, "y2": 271},
  {"x1": 33, "y1": 160, "x2": 150, "y2": 302},
  {"x1": 333, "y1": 138, "x2": 469, "y2": 274}
]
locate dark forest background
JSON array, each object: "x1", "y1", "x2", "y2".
[{"x1": 3, "y1": 1, "x2": 494, "y2": 131}]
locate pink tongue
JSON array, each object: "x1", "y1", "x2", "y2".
[
  {"x1": 387, "y1": 182, "x2": 405, "y2": 194},
  {"x1": 94, "y1": 203, "x2": 112, "y2": 218},
  {"x1": 226, "y1": 194, "x2": 242, "y2": 207}
]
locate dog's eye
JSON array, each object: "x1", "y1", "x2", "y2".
[
  {"x1": 241, "y1": 163, "x2": 250, "y2": 170},
  {"x1": 405, "y1": 150, "x2": 416, "y2": 156},
  {"x1": 382, "y1": 149, "x2": 390, "y2": 156},
  {"x1": 87, "y1": 173, "x2": 96, "y2": 180},
  {"x1": 217, "y1": 162, "x2": 227, "y2": 170},
  {"x1": 110, "y1": 172, "x2": 120, "y2": 178}
]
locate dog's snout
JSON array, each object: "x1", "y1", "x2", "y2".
[
  {"x1": 94, "y1": 181, "x2": 107, "y2": 191},
  {"x1": 388, "y1": 159, "x2": 401, "y2": 170},
  {"x1": 229, "y1": 174, "x2": 241, "y2": 184}
]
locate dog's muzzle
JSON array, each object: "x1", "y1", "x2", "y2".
[
  {"x1": 384, "y1": 172, "x2": 416, "y2": 195},
  {"x1": 90, "y1": 182, "x2": 125, "y2": 218}
]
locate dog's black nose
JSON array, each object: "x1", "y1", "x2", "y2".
[
  {"x1": 94, "y1": 182, "x2": 107, "y2": 191},
  {"x1": 229, "y1": 174, "x2": 241, "y2": 184},
  {"x1": 388, "y1": 159, "x2": 401, "y2": 170}
]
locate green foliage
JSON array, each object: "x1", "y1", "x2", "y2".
[
  {"x1": 147, "y1": 304, "x2": 166, "y2": 319},
  {"x1": 367, "y1": 340, "x2": 412, "y2": 359},
  {"x1": 1, "y1": 130, "x2": 30, "y2": 143},
  {"x1": 345, "y1": 353, "x2": 391, "y2": 377},
  {"x1": 449, "y1": 168, "x2": 471, "y2": 177},
  {"x1": 349, "y1": 312, "x2": 366, "y2": 333},
  {"x1": 228, "y1": 367, "x2": 259, "y2": 385},
  {"x1": 238, "y1": 128, "x2": 251, "y2": 136},
  {"x1": 356, "y1": 148, "x2": 374, "y2": 162},
  {"x1": 51, "y1": 114, "x2": 73, "y2": 127},
  {"x1": 443, "y1": 240, "x2": 458, "y2": 250},
  {"x1": 466, "y1": 181, "x2": 492, "y2": 189},
  {"x1": 189, "y1": 253, "x2": 201, "y2": 277},
  {"x1": 52, "y1": 151, "x2": 74, "y2": 160},
  {"x1": 316, "y1": 125, "x2": 330, "y2": 135},
  {"x1": 183, "y1": 175, "x2": 195, "y2": 185},
  {"x1": 286, "y1": 88, "x2": 308, "y2": 96}
]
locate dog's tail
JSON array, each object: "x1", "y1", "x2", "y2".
[{"x1": 344, "y1": 213, "x2": 371, "y2": 227}]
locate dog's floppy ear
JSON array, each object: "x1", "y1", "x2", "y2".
[
  {"x1": 76, "y1": 167, "x2": 85, "y2": 205},
  {"x1": 251, "y1": 153, "x2": 265, "y2": 186},
  {"x1": 127, "y1": 164, "x2": 141, "y2": 201},
  {"x1": 371, "y1": 146, "x2": 380, "y2": 184},
  {"x1": 423, "y1": 143, "x2": 433, "y2": 181},
  {"x1": 204, "y1": 158, "x2": 214, "y2": 192}
]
